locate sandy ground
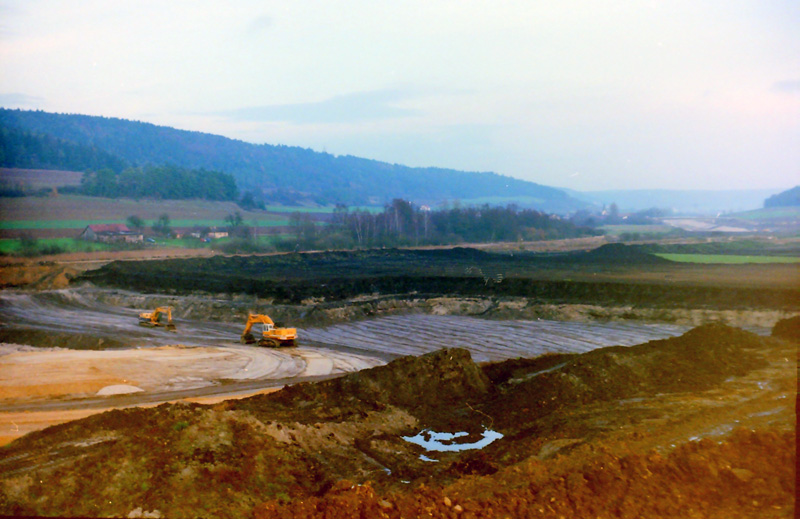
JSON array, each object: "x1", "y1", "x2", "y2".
[
  {"x1": 0, "y1": 335, "x2": 384, "y2": 445},
  {"x1": 0, "y1": 310, "x2": 717, "y2": 447},
  {"x1": 0, "y1": 336, "x2": 309, "y2": 445},
  {"x1": 0, "y1": 344, "x2": 292, "y2": 398},
  {"x1": 0, "y1": 342, "x2": 383, "y2": 400}
]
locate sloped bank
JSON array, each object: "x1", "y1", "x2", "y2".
[
  {"x1": 0, "y1": 323, "x2": 793, "y2": 518},
  {"x1": 84, "y1": 286, "x2": 798, "y2": 330}
]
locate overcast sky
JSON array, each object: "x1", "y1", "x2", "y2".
[{"x1": 1, "y1": 1, "x2": 797, "y2": 191}]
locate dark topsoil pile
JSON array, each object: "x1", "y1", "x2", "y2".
[
  {"x1": 771, "y1": 314, "x2": 800, "y2": 341},
  {"x1": 76, "y1": 246, "x2": 798, "y2": 309},
  {"x1": 0, "y1": 323, "x2": 793, "y2": 519}
]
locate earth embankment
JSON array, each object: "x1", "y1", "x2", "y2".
[
  {"x1": 76, "y1": 246, "x2": 799, "y2": 310},
  {"x1": 0, "y1": 323, "x2": 794, "y2": 518}
]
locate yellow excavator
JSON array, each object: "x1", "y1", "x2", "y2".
[
  {"x1": 138, "y1": 306, "x2": 176, "y2": 331},
  {"x1": 241, "y1": 314, "x2": 297, "y2": 347}
]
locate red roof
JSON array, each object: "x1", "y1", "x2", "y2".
[{"x1": 87, "y1": 224, "x2": 132, "y2": 233}]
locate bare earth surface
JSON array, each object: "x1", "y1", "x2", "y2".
[
  {"x1": 0, "y1": 286, "x2": 722, "y2": 445},
  {"x1": 0, "y1": 323, "x2": 794, "y2": 518},
  {"x1": 0, "y1": 246, "x2": 796, "y2": 518}
]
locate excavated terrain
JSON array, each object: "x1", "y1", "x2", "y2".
[
  {"x1": 77, "y1": 245, "x2": 799, "y2": 310},
  {"x1": 0, "y1": 245, "x2": 796, "y2": 518},
  {"x1": 0, "y1": 321, "x2": 795, "y2": 519}
]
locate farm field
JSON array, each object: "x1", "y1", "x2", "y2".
[
  {"x1": 655, "y1": 253, "x2": 800, "y2": 264},
  {"x1": 599, "y1": 224, "x2": 674, "y2": 235},
  {"x1": 0, "y1": 194, "x2": 290, "y2": 239},
  {"x1": 0, "y1": 168, "x2": 82, "y2": 189},
  {"x1": 0, "y1": 234, "x2": 290, "y2": 256},
  {"x1": 731, "y1": 206, "x2": 800, "y2": 221}
]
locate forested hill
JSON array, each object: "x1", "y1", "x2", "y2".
[
  {"x1": 0, "y1": 108, "x2": 585, "y2": 211},
  {"x1": 764, "y1": 186, "x2": 800, "y2": 208}
]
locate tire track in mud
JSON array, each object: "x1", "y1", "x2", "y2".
[{"x1": 300, "y1": 314, "x2": 693, "y2": 362}]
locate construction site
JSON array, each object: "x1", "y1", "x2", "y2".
[{"x1": 0, "y1": 244, "x2": 796, "y2": 518}]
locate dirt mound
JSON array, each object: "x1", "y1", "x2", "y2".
[
  {"x1": 0, "y1": 264, "x2": 78, "y2": 290},
  {"x1": 254, "y1": 429, "x2": 795, "y2": 519},
  {"x1": 234, "y1": 348, "x2": 491, "y2": 426},
  {"x1": 0, "y1": 404, "x2": 326, "y2": 519},
  {"x1": 771, "y1": 315, "x2": 800, "y2": 341},
  {"x1": 77, "y1": 247, "x2": 799, "y2": 309},
  {"x1": 488, "y1": 323, "x2": 769, "y2": 432},
  {"x1": 0, "y1": 324, "x2": 792, "y2": 519},
  {"x1": 0, "y1": 328, "x2": 129, "y2": 349}
]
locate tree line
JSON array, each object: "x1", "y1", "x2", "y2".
[
  {"x1": 1, "y1": 108, "x2": 585, "y2": 211},
  {"x1": 764, "y1": 186, "x2": 799, "y2": 208},
  {"x1": 78, "y1": 165, "x2": 238, "y2": 201},
  {"x1": 0, "y1": 125, "x2": 129, "y2": 172},
  {"x1": 287, "y1": 199, "x2": 597, "y2": 251}
]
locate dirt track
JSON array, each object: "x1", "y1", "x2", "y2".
[
  {"x1": 0, "y1": 286, "x2": 785, "y2": 402},
  {"x1": 0, "y1": 285, "x2": 733, "y2": 444}
]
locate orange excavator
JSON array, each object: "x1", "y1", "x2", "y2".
[
  {"x1": 138, "y1": 306, "x2": 176, "y2": 331},
  {"x1": 241, "y1": 314, "x2": 297, "y2": 347}
]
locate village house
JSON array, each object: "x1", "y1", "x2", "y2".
[
  {"x1": 79, "y1": 224, "x2": 143, "y2": 243},
  {"x1": 206, "y1": 227, "x2": 229, "y2": 239},
  {"x1": 188, "y1": 226, "x2": 229, "y2": 240}
]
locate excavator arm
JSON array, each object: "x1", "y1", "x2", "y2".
[
  {"x1": 241, "y1": 314, "x2": 296, "y2": 348},
  {"x1": 242, "y1": 314, "x2": 274, "y2": 337},
  {"x1": 138, "y1": 306, "x2": 176, "y2": 331}
]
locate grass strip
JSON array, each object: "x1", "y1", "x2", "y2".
[{"x1": 655, "y1": 253, "x2": 800, "y2": 264}]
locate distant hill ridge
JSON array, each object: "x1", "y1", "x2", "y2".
[
  {"x1": 0, "y1": 108, "x2": 586, "y2": 211},
  {"x1": 764, "y1": 186, "x2": 800, "y2": 208}
]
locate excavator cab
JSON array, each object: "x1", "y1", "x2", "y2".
[
  {"x1": 241, "y1": 314, "x2": 297, "y2": 347},
  {"x1": 138, "y1": 306, "x2": 177, "y2": 331}
]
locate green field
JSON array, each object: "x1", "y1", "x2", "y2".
[
  {"x1": 0, "y1": 234, "x2": 291, "y2": 255},
  {"x1": 600, "y1": 225, "x2": 674, "y2": 236},
  {"x1": 0, "y1": 217, "x2": 290, "y2": 230},
  {"x1": 655, "y1": 253, "x2": 800, "y2": 264},
  {"x1": 729, "y1": 206, "x2": 800, "y2": 221},
  {"x1": 0, "y1": 237, "x2": 117, "y2": 254},
  {"x1": 0, "y1": 219, "x2": 126, "y2": 230}
]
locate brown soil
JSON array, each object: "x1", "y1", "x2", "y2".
[
  {"x1": 0, "y1": 323, "x2": 794, "y2": 519},
  {"x1": 0, "y1": 249, "x2": 217, "y2": 289},
  {"x1": 0, "y1": 329, "x2": 128, "y2": 350},
  {"x1": 0, "y1": 263, "x2": 79, "y2": 290}
]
